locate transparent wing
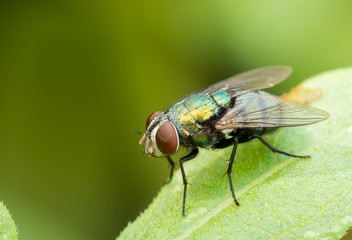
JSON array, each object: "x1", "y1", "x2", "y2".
[
  {"x1": 203, "y1": 66, "x2": 292, "y2": 94},
  {"x1": 215, "y1": 91, "x2": 330, "y2": 129}
]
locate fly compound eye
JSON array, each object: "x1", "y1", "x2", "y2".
[
  {"x1": 155, "y1": 122, "x2": 179, "y2": 155},
  {"x1": 146, "y1": 111, "x2": 162, "y2": 130}
]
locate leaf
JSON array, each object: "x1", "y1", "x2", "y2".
[
  {"x1": 117, "y1": 68, "x2": 352, "y2": 239},
  {"x1": 0, "y1": 201, "x2": 18, "y2": 240}
]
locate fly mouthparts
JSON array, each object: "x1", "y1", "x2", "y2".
[{"x1": 139, "y1": 134, "x2": 147, "y2": 145}]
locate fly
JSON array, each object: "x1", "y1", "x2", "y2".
[{"x1": 139, "y1": 66, "x2": 329, "y2": 216}]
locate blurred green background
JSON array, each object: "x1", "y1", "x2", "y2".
[{"x1": 1, "y1": 1, "x2": 352, "y2": 239}]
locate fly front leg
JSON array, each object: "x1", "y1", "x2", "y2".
[
  {"x1": 252, "y1": 134, "x2": 310, "y2": 158},
  {"x1": 226, "y1": 138, "x2": 240, "y2": 206},
  {"x1": 165, "y1": 156, "x2": 175, "y2": 184},
  {"x1": 179, "y1": 148, "x2": 199, "y2": 216}
]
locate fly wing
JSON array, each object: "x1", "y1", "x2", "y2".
[
  {"x1": 203, "y1": 66, "x2": 292, "y2": 94},
  {"x1": 215, "y1": 91, "x2": 329, "y2": 130}
]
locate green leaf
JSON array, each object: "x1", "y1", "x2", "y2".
[
  {"x1": 118, "y1": 68, "x2": 352, "y2": 239},
  {"x1": 0, "y1": 201, "x2": 18, "y2": 240}
]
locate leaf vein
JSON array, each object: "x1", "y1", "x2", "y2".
[{"x1": 176, "y1": 124, "x2": 352, "y2": 240}]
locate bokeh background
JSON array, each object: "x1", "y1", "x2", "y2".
[{"x1": 1, "y1": 1, "x2": 352, "y2": 239}]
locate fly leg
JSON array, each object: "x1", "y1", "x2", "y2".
[
  {"x1": 252, "y1": 134, "x2": 310, "y2": 158},
  {"x1": 226, "y1": 138, "x2": 240, "y2": 206},
  {"x1": 179, "y1": 148, "x2": 199, "y2": 216},
  {"x1": 165, "y1": 156, "x2": 175, "y2": 184},
  {"x1": 213, "y1": 137, "x2": 235, "y2": 149}
]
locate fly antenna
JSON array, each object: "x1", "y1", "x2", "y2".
[{"x1": 131, "y1": 130, "x2": 144, "y2": 135}]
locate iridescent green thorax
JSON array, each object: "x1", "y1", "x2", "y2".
[{"x1": 167, "y1": 90, "x2": 231, "y2": 147}]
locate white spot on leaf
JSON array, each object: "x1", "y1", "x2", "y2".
[
  {"x1": 342, "y1": 216, "x2": 352, "y2": 224},
  {"x1": 304, "y1": 231, "x2": 320, "y2": 238}
]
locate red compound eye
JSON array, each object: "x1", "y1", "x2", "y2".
[
  {"x1": 146, "y1": 111, "x2": 162, "y2": 130},
  {"x1": 155, "y1": 122, "x2": 179, "y2": 155}
]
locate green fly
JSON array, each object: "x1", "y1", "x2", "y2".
[{"x1": 139, "y1": 66, "x2": 329, "y2": 216}]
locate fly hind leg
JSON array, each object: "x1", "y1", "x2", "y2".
[{"x1": 252, "y1": 134, "x2": 310, "y2": 158}]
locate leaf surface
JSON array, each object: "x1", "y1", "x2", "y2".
[
  {"x1": 118, "y1": 68, "x2": 352, "y2": 240},
  {"x1": 0, "y1": 201, "x2": 18, "y2": 240}
]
